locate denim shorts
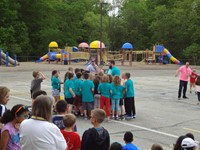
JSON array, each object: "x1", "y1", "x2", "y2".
[{"x1": 52, "y1": 89, "x2": 60, "y2": 97}]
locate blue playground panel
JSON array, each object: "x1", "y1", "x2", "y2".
[{"x1": 155, "y1": 45, "x2": 164, "y2": 53}]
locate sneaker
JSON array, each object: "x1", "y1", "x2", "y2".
[
  {"x1": 80, "y1": 114, "x2": 84, "y2": 117},
  {"x1": 131, "y1": 115, "x2": 136, "y2": 119},
  {"x1": 120, "y1": 115, "x2": 125, "y2": 120},
  {"x1": 183, "y1": 96, "x2": 188, "y2": 99},
  {"x1": 110, "y1": 116, "x2": 115, "y2": 119},
  {"x1": 178, "y1": 97, "x2": 181, "y2": 100},
  {"x1": 84, "y1": 116, "x2": 88, "y2": 120},
  {"x1": 125, "y1": 116, "x2": 132, "y2": 120},
  {"x1": 115, "y1": 116, "x2": 120, "y2": 120}
]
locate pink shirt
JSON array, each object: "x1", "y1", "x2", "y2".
[
  {"x1": 196, "y1": 85, "x2": 200, "y2": 92},
  {"x1": 179, "y1": 65, "x2": 192, "y2": 81}
]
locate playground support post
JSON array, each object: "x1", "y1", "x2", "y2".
[
  {"x1": 6, "y1": 52, "x2": 9, "y2": 67},
  {"x1": 129, "y1": 49, "x2": 133, "y2": 66},
  {"x1": 14, "y1": 55, "x2": 17, "y2": 67},
  {"x1": 99, "y1": 2, "x2": 108, "y2": 65},
  {"x1": 121, "y1": 49, "x2": 125, "y2": 66},
  {"x1": 48, "y1": 47, "x2": 50, "y2": 64},
  {"x1": 0, "y1": 49, "x2": 1, "y2": 66}
]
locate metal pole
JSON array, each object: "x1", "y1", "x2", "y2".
[{"x1": 100, "y1": 2, "x2": 103, "y2": 65}]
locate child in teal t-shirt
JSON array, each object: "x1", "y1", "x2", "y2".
[
  {"x1": 111, "y1": 76, "x2": 124, "y2": 120},
  {"x1": 80, "y1": 73, "x2": 94, "y2": 119},
  {"x1": 98, "y1": 75, "x2": 112, "y2": 119},
  {"x1": 124, "y1": 73, "x2": 135, "y2": 119},
  {"x1": 64, "y1": 72, "x2": 75, "y2": 113},
  {"x1": 74, "y1": 72, "x2": 83, "y2": 116},
  {"x1": 51, "y1": 70, "x2": 63, "y2": 104}
]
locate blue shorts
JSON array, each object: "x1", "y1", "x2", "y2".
[{"x1": 52, "y1": 89, "x2": 60, "y2": 97}]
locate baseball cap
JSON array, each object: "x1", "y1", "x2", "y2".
[{"x1": 181, "y1": 138, "x2": 197, "y2": 148}]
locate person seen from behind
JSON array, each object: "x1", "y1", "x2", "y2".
[
  {"x1": 61, "y1": 113, "x2": 81, "y2": 150},
  {"x1": 81, "y1": 109, "x2": 110, "y2": 150}
]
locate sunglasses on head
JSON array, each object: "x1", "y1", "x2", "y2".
[{"x1": 15, "y1": 105, "x2": 29, "y2": 116}]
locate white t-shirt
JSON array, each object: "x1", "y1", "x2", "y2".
[{"x1": 19, "y1": 119, "x2": 67, "y2": 150}]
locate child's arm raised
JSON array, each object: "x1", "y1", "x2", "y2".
[{"x1": 39, "y1": 72, "x2": 46, "y2": 80}]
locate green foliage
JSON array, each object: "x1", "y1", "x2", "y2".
[
  {"x1": 0, "y1": 0, "x2": 200, "y2": 65},
  {"x1": 183, "y1": 43, "x2": 200, "y2": 65}
]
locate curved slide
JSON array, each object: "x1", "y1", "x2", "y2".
[
  {"x1": 37, "y1": 52, "x2": 62, "y2": 62},
  {"x1": 155, "y1": 45, "x2": 181, "y2": 65},
  {"x1": 163, "y1": 49, "x2": 181, "y2": 65},
  {"x1": 1, "y1": 51, "x2": 19, "y2": 65}
]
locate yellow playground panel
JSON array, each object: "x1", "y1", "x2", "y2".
[{"x1": 69, "y1": 52, "x2": 90, "y2": 60}]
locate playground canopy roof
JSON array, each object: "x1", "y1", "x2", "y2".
[
  {"x1": 49, "y1": 41, "x2": 58, "y2": 48},
  {"x1": 89, "y1": 40, "x2": 105, "y2": 49},
  {"x1": 78, "y1": 42, "x2": 89, "y2": 48},
  {"x1": 122, "y1": 42, "x2": 133, "y2": 49}
]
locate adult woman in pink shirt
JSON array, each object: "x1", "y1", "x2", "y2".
[{"x1": 175, "y1": 62, "x2": 192, "y2": 100}]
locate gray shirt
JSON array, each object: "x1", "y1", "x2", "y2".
[{"x1": 31, "y1": 78, "x2": 43, "y2": 94}]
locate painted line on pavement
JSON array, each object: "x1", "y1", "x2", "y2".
[
  {"x1": 183, "y1": 127, "x2": 200, "y2": 133},
  {"x1": 111, "y1": 120, "x2": 178, "y2": 138},
  {"x1": 10, "y1": 96, "x2": 31, "y2": 102}
]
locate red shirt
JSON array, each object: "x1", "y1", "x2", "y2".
[
  {"x1": 61, "y1": 130, "x2": 81, "y2": 150},
  {"x1": 190, "y1": 72, "x2": 198, "y2": 83}
]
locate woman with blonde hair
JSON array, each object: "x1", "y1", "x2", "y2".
[{"x1": 19, "y1": 95, "x2": 67, "y2": 150}]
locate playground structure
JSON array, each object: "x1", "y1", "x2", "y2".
[
  {"x1": 37, "y1": 41, "x2": 181, "y2": 66},
  {"x1": 0, "y1": 49, "x2": 19, "y2": 67}
]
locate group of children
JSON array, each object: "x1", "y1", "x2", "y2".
[{"x1": 50, "y1": 67, "x2": 136, "y2": 121}]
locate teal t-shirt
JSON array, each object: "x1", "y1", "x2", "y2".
[
  {"x1": 111, "y1": 66, "x2": 121, "y2": 76},
  {"x1": 98, "y1": 83, "x2": 112, "y2": 98},
  {"x1": 125, "y1": 79, "x2": 134, "y2": 97},
  {"x1": 51, "y1": 76, "x2": 60, "y2": 90},
  {"x1": 81, "y1": 80, "x2": 94, "y2": 102},
  {"x1": 111, "y1": 83, "x2": 124, "y2": 99},
  {"x1": 74, "y1": 79, "x2": 82, "y2": 95},
  {"x1": 64, "y1": 79, "x2": 75, "y2": 98}
]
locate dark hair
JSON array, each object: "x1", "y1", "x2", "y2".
[
  {"x1": 84, "y1": 73, "x2": 89, "y2": 79},
  {"x1": 110, "y1": 60, "x2": 115, "y2": 65},
  {"x1": 76, "y1": 72, "x2": 82, "y2": 79},
  {"x1": 52, "y1": 70, "x2": 58, "y2": 79},
  {"x1": 125, "y1": 72, "x2": 131, "y2": 79},
  {"x1": 195, "y1": 76, "x2": 200, "y2": 86},
  {"x1": 63, "y1": 113, "x2": 76, "y2": 127},
  {"x1": 32, "y1": 95, "x2": 53, "y2": 122},
  {"x1": 151, "y1": 144, "x2": 163, "y2": 150},
  {"x1": 107, "y1": 74, "x2": 113, "y2": 83},
  {"x1": 32, "y1": 90, "x2": 47, "y2": 99},
  {"x1": 185, "y1": 133, "x2": 194, "y2": 140},
  {"x1": 56, "y1": 100, "x2": 67, "y2": 113},
  {"x1": 110, "y1": 142, "x2": 123, "y2": 150},
  {"x1": 75, "y1": 68, "x2": 80, "y2": 74},
  {"x1": 93, "y1": 76, "x2": 100, "y2": 85},
  {"x1": 1, "y1": 104, "x2": 29, "y2": 124},
  {"x1": 124, "y1": 132, "x2": 133, "y2": 143},
  {"x1": 64, "y1": 71, "x2": 70, "y2": 82},
  {"x1": 173, "y1": 135, "x2": 187, "y2": 150},
  {"x1": 68, "y1": 72, "x2": 74, "y2": 80}
]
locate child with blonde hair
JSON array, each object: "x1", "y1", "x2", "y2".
[
  {"x1": 98, "y1": 75, "x2": 112, "y2": 120},
  {"x1": 111, "y1": 76, "x2": 124, "y2": 120},
  {"x1": 61, "y1": 114, "x2": 81, "y2": 150}
]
